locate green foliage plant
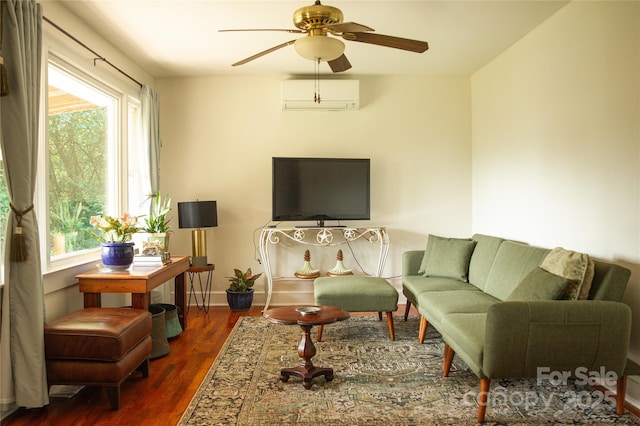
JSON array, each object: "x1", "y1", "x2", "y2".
[
  {"x1": 227, "y1": 268, "x2": 263, "y2": 292},
  {"x1": 143, "y1": 192, "x2": 171, "y2": 234},
  {"x1": 48, "y1": 108, "x2": 108, "y2": 252},
  {"x1": 51, "y1": 201, "x2": 84, "y2": 234}
]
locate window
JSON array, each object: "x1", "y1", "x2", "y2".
[
  {"x1": 127, "y1": 99, "x2": 150, "y2": 220},
  {"x1": 0, "y1": 27, "x2": 148, "y2": 286},
  {"x1": 42, "y1": 56, "x2": 146, "y2": 272},
  {"x1": 47, "y1": 63, "x2": 117, "y2": 261}
]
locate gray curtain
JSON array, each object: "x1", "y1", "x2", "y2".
[
  {"x1": 141, "y1": 85, "x2": 166, "y2": 301},
  {"x1": 0, "y1": 0, "x2": 48, "y2": 408},
  {"x1": 141, "y1": 85, "x2": 160, "y2": 194}
]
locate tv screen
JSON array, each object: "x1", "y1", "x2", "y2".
[{"x1": 272, "y1": 157, "x2": 370, "y2": 226}]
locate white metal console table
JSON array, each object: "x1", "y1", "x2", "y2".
[{"x1": 259, "y1": 226, "x2": 389, "y2": 310}]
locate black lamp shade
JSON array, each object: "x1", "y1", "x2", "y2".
[{"x1": 178, "y1": 201, "x2": 218, "y2": 229}]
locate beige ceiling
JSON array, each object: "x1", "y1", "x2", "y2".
[{"x1": 54, "y1": 0, "x2": 570, "y2": 78}]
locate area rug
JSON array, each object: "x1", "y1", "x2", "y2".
[{"x1": 179, "y1": 315, "x2": 640, "y2": 425}]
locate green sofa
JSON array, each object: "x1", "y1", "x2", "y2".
[{"x1": 402, "y1": 234, "x2": 633, "y2": 423}]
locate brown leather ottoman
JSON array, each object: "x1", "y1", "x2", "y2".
[{"x1": 44, "y1": 307, "x2": 152, "y2": 410}]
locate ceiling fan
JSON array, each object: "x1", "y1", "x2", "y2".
[{"x1": 220, "y1": 0, "x2": 429, "y2": 73}]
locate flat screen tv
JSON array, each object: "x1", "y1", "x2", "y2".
[{"x1": 272, "y1": 157, "x2": 370, "y2": 226}]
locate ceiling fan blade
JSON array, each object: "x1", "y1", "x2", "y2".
[
  {"x1": 328, "y1": 54, "x2": 352, "y2": 73},
  {"x1": 343, "y1": 32, "x2": 428, "y2": 53},
  {"x1": 324, "y1": 22, "x2": 374, "y2": 34},
  {"x1": 232, "y1": 40, "x2": 297, "y2": 66},
  {"x1": 219, "y1": 29, "x2": 305, "y2": 34}
]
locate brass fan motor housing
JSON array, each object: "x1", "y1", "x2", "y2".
[{"x1": 293, "y1": 1, "x2": 343, "y2": 32}]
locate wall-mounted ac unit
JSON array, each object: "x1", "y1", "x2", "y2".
[{"x1": 281, "y1": 80, "x2": 359, "y2": 111}]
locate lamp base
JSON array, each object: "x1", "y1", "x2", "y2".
[
  {"x1": 191, "y1": 256, "x2": 208, "y2": 267},
  {"x1": 191, "y1": 229, "x2": 208, "y2": 267}
]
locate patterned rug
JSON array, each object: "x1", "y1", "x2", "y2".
[{"x1": 179, "y1": 315, "x2": 640, "y2": 425}]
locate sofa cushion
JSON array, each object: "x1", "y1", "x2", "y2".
[
  {"x1": 468, "y1": 234, "x2": 505, "y2": 291},
  {"x1": 483, "y1": 241, "x2": 549, "y2": 301},
  {"x1": 439, "y1": 313, "x2": 487, "y2": 377},
  {"x1": 506, "y1": 267, "x2": 569, "y2": 301},
  {"x1": 540, "y1": 247, "x2": 594, "y2": 300},
  {"x1": 419, "y1": 234, "x2": 477, "y2": 282},
  {"x1": 403, "y1": 275, "x2": 473, "y2": 299},
  {"x1": 417, "y1": 289, "x2": 498, "y2": 325}
]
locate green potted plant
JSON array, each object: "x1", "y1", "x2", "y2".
[
  {"x1": 226, "y1": 268, "x2": 262, "y2": 312},
  {"x1": 143, "y1": 192, "x2": 172, "y2": 252},
  {"x1": 90, "y1": 213, "x2": 143, "y2": 270}
]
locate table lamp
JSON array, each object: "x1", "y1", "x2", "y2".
[{"x1": 178, "y1": 201, "x2": 218, "y2": 267}]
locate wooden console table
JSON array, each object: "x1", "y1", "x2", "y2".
[
  {"x1": 76, "y1": 256, "x2": 190, "y2": 329},
  {"x1": 259, "y1": 227, "x2": 389, "y2": 310}
]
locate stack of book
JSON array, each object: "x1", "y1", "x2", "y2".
[{"x1": 133, "y1": 253, "x2": 171, "y2": 266}]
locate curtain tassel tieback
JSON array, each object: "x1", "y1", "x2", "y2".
[{"x1": 10, "y1": 204, "x2": 34, "y2": 262}]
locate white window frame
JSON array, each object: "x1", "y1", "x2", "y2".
[{"x1": 39, "y1": 36, "x2": 143, "y2": 293}]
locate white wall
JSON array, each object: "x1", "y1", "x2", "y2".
[
  {"x1": 471, "y1": 0, "x2": 640, "y2": 400},
  {"x1": 157, "y1": 75, "x2": 472, "y2": 305}
]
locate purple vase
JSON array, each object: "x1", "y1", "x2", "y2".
[{"x1": 100, "y1": 242, "x2": 135, "y2": 271}]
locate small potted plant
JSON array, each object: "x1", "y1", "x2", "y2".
[
  {"x1": 143, "y1": 192, "x2": 172, "y2": 252},
  {"x1": 226, "y1": 268, "x2": 262, "y2": 312},
  {"x1": 90, "y1": 213, "x2": 143, "y2": 270}
]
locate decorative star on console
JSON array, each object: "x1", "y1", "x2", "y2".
[
  {"x1": 316, "y1": 229, "x2": 333, "y2": 245},
  {"x1": 343, "y1": 229, "x2": 356, "y2": 240},
  {"x1": 293, "y1": 229, "x2": 305, "y2": 241}
]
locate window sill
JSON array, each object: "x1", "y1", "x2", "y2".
[{"x1": 44, "y1": 252, "x2": 101, "y2": 295}]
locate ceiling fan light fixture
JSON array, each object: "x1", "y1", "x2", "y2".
[{"x1": 294, "y1": 36, "x2": 344, "y2": 62}]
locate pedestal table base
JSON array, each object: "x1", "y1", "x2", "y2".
[
  {"x1": 279, "y1": 324, "x2": 334, "y2": 389},
  {"x1": 262, "y1": 306, "x2": 350, "y2": 390}
]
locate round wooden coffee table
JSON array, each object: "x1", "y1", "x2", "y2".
[{"x1": 263, "y1": 305, "x2": 350, "y2": 389}]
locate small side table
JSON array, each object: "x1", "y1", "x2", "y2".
[
  {"x1": 263, "y1": 306, "x2": 350, "y2": 389},
  {"x1": 187, "y1": 264, "x2": 215, "y2": 313}
]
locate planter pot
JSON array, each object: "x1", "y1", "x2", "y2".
[
  {"x1": 53, "y1": 233, "x2": 66, "y2": 255},
  {"x1": 226, "y1": 288, "x2": 254, "y2": 312},
  {"x1": 147, "y1": 232, "x2": 170, "y2": 253},
  {"x1": 148, "y1": 304, "x2": 170, "y2": 359},
  {"x1": 100, "y1": 242, "x2": 135, "y2": 271},
  {"x1": 151, "y1": 303, "x2": 182, "y2": 339},
  {"x1": 53, "y1": 231, "x2": 79, "y2": 255}
]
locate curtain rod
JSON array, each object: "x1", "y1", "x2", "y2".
[{"x1": 43, "y1": 16, "x2": 143, "y2": 88}]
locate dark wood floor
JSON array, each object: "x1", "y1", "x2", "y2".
[
  {"x1": 4, "y1": 306, "x2": 266, "y2": 426},
  {"x1": 5, "y1": 304, "x2": 639, "y2": 425}
]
